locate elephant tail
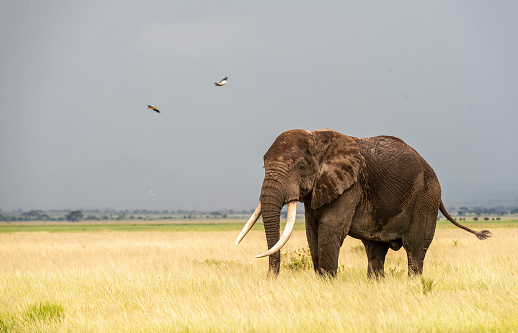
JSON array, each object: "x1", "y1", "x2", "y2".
[{"x1": 439, "y1": 201, "x2": 492, "y2": 240}]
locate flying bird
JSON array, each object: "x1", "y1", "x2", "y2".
[
  {"x1": 147, "y1": 105, "x2": 160, "y2": 113},
  {"x1": 149, "y1": 190, "x2": 155, "y2": 196},
  {"x1": 215, "y1": 77, "x2": 228, "y2": 87}
]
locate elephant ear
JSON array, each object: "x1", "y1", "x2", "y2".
[{"x1": 311, "y1": 130, "x2": 362, "y2": 210}]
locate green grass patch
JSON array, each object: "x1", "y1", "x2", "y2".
[
  {"x1": 0, "y1": 302, "x2": 65, "y2": 332},
  {"x1": 24, "y1": 301, "x2": 64, "y2": 322},
  {"x1": 0, "y1": 314, "x2": 14, "y2": 333}
]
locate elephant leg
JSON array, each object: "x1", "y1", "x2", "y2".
[
  {"x1": 406, "y1": 251, "x2": 425, "y2": 275},
  {"x1": 304, "y1": 210, "x2": 320, "y2": 273},
  {"x1": 403, "y1": 213, "x2": 437, "y2": 276},
  {"x1": 313, "y1": 189, "x2": 359, "y2": 277},
  {"x1": 316, "y1": 222, "x2": 343, "y2": 277},
  {"x1": 362, "y1": 240, "x2": 390, "y2": 278},
  {"x1": 404, "y1": 235, "x2": 433, "y2": 276},
  {"x1": 401, "y1": 185, "x2": 440, "y2": 276}
]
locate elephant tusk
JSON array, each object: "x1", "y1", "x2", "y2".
[
  {"x1": 255, "y1": 201, "x2": 297, "y2": 258},
  {"x1": 235, "y1": 203, "x2": 262, "y2": 246}
]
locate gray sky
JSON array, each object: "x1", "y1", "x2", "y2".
[{"x1": 1, "y1": 1, "x2": 517, "y2": 211}]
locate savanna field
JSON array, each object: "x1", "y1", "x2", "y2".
[{"x1": 1, "y1": 219, "x2": 517, "y2": 332}]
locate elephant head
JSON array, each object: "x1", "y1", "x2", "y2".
[{"x1": 236, "y1": 129, "x2": 363, "y2": 277}]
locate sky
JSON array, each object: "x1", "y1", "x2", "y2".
[{"x1": 1, "y1": 1, "x2": 517, "y2": 211}]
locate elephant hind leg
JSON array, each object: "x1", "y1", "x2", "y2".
[
  {"x1": 406, "y1": 250, "x2": 426, "y2": 276},
  {"x1": 403, "y1": 216, "x2": 437, "y2": 276},
  {"x1": 403, "y1": 222, "x2": 435, "y2": 276},
  {"x1": 404, "y1": 180, "x2": 440, "y2": 276},
  {"x1": 362, "y1": 240, "x2": 390, "y2": 279}
]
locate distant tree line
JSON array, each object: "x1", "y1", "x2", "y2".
[
  {"x1": 3, "y1": 205, "x2": 516, "y2": 222},
  {"x1": 453, "y1": 206, "x2": 518, "y2": 216},
  {"x1": 0, "y1": 208, "x2": 258, "y2": 222}
]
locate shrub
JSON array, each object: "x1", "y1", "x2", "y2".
[
  {"x1": 421, "y1": 277, "x2": 435, "y2": 295},
  {"x1": 282, "y1": 247, "x2": 313, "y2": 271}
]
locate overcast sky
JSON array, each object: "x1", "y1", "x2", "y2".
[{"x1": 1, "y1": 1, "x2": 517, "y2": 211}]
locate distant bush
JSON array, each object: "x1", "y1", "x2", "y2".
[{"x1": 65, "y1": 211, "x2": 83, "y2": 222}]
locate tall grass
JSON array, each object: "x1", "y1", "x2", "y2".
[{"x1": 0, "y1": 228, "x2": 517, "y2": 332}]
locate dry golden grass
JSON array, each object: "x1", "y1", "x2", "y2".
[{"x1": 1, "y1": 228, "x2": 517, "y2": 332}]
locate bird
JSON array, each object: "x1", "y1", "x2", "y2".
[
  {"x1": 149, "y1": 190, "x2": 155, "y2": 196},
  {"x1": 147, "y1": 105, "x2": 160, "y2": 113},
  {"x1": 214, "y1": 77, "x2": 228, "y2": 87}
]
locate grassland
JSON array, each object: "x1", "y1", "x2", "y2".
[{"x1": 1, "y1": 220, "x2": 517, "y2": 332}]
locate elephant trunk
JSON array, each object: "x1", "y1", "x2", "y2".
[
  {"x1": 256, "y1": 201, "x2": 297, "y2": 259},
  {"x1": 259, "y1": 178, "x2": 284, "y2": 277},
  {"x1": 260, "y1": 203, "x2": 282, "y2": 277},
  {"x1": 258, "y1": 176, "x2": 298, "y2": 277}
]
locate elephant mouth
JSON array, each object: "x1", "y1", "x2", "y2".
[{"x1": 235, "y1": 201, "x2": 298, "y2": 257}]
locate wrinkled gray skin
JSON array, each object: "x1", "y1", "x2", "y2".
[{"x1": 258, "y1": 129, "x2": 490, "y2": 278}]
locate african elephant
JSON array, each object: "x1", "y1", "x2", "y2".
[{"x1": 236, "y1": 129, "x2": 491, "y2": 278}]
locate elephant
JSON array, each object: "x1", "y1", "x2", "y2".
[{"x1": 236, "y1": 129, "x2": 491, "y2": 278}]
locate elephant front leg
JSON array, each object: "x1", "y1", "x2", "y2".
[
  {"x1": 316, "y1": 224, "x2": 344, "y2": 277},
  {"x1": 362, "y1": 240, "x2": 390, "y2": 278},
  {"x1": 308, "y1": 190, "x2": 359, "y2": 277},
  {"x1": 305, "y1": 211, "x2": 320, "y2": 273}
]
